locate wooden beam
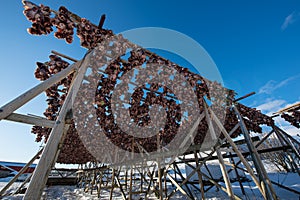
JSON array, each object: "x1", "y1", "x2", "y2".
[
  {"x1": 176, "y1": 146, "x2": 292, "y2": 164},
  {"x1": 167, "y1": 120, "x2": 243, "y2": 198},
  {"x1": 24, "y1": 55, "x2": 89, "y2": 200},
  {"x1": 184, "y1": 162, "x2": 242, "y2": 200},
  {"x1": 193, "y1": 152, "x2": 205, "y2": 200},
  {"x1": 13, "y1": 173, "x2": 33, "y2": 195},
  {"x1": 156, "y1": 131, "x2": 163, "y2": 200},
  {"x1": 0, "y1": 148, "x2": 43, "y2": 196},
  {"x1": 0, "y1": 62, "x2": 79, "y2": 120},
  {"x1": 114, "y1": 174, "x2": 127, "y2": 200},
  {"x1": 172, "y1": 164, "x2": 195, "y2": 198},
  {"x1": 51, "y1": 50, "x2": 78, "y2": 63},
  {"x1": 216, "y1": 149, "x2": 234, "y2": 199},
  {"x1": 255, "y1": 130, "x2": 274, "y2": 148},
  {"x1": 201, "y1": 173, "x2": 241, "y2": 200},
  {"x1": 109, "y1": 169, "x2": 116, "y2": 200},
  {"x1": 129, "y1": 166, "x2": 133, "y2": 200},
  {"x1": 166, "y1": 173, "x2": 192, "y2": 200},
  {"x1": 233, "y1": 92, "x2": 255, "y2": 102},
  {"x1": 4, "y1": 113, "x2": 55, "y2": 128},
  {"x1": 209, "y1": 107, "x2": 266, "y2": 198},
  {"x1": 204, "y1": 102, "x2": 234, "y2": 199},
  {"x1": 233, "y1": 105, "x2": 278, "y2": 200},
  {"x1": 229, "y1": 152, "x2": 246, "y2": 196},
  {"x1": 273, "y1": 101, "x2": 300, "y2": 115}
]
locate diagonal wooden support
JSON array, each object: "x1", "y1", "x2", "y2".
[
  {"x1": 167, "y1": 121, "x2": 241, "y2": 199},
  {"x1": 193, "y1": 151, "x2": 205, "y2": 200},
  {"x1": 24, "y1": 52, "x2": 90, "y2": 200},
  {"x1": 274, "y1": 126, "x2": 300, "y2": 159},
  {"x1": 184, "y1": 161, "x2": 242, "y2": 200},
  {"x1": 0, "y1": 62, "x2": 78, "y2": 120},
  {"x1": 13, "y1": 173, "x2": 33, "y2": 195},
  {"x1": 272, "y1": 126, "x2": 300, "y2": 175},
  {"x1": 172, "y1": 163, "x2": 195, "y2": 199},
  {"x1": 216, "y1": 148, "x2": 234, "y2": 200},
  {"x1": 0, "y1": 148, "x2": 43, "y2": 197},
  {"x1": 166, "y1": 173, "x2": 192, "y2": 200},
  {"x1": 255, "y1": 129, "x2": 274, "y2": 148},
  {"x1": 114, "y1": 173, "x2": 127, "y2": 200},
  {"x1": 204, "y1": 102, "x2": 234, "y2": 199},
  {"x1": 233, "y1": 105, "x2": 278, "y2": 200},
  {"x1": 109, "y1": 168, "x2": 116, "y2": 200},
  {"x1": 4, "y1": 113, "x2": 55, "y2": 128},
  {"x1": 209, "y1": 107, "x2": 266, "y2": 198},
  {"x1": 229, "y1": 152, "x2": 246, "y2": 196}
]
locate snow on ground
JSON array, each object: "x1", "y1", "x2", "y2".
[{"x1": 0, "y1": 161, "x2": 299, "y2": 199}]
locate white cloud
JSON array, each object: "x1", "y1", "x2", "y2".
[
  {"x1": 256, "y1": 99, "x2": 286, "y2": 114},
  {"x1": 281, "y1": 11, "x2": 300, "y2": 30},
  {"x1": 258, "y1": 75, "x2": 299, "y2": 94},
  {"x1": 275, "y1": 117, "x2": 300, "y2": 137},
  {"x1": 278, "y1": 125, "x2": 299, "y2": 137},
  {"x1": 256, "y1": 99, "x2": 300, "y2": 137}
]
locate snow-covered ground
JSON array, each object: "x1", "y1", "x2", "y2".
[{"x1": 0, "y1": 162, "x2": 299, "y2": 199}]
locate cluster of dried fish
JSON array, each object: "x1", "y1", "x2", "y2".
[
  {"x1": 236, "y1": 103, "x2": 274, "y2": 132},
  {"x1": 23, "y1": 1, "x2": 112, "y2": 47},
  {"x1": 76, "y1": 18, "x2": 112, "y2": 49},
  {"x1": 23, "y1": 1, "x2": 53, "y2": 35},
  {"x1": 51, "y1": 6, "x2": 75, "y2": 44},
  {"x1": 32, "y1": 55, "x2": 71, "y2": 142},
  {"x1": 281, "y1": 110, "x2": 300, "y2": 128},
  {"x1": 57, "y1": 122, "x2": 95, "y2": 164},
  {"x1": 32, "y1": 54, "x2": 95, "y2": 163}
]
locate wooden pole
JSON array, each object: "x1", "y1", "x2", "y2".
[
  {"x1": 146, "y1": 166, "x2": 156, "y2": 199},
  {"x1": 183, "y1": 162, "x2": 242, "y2": 200},
  {"x1": 216, "y1": 148, "x2": 234, "y2": 199},
  {"x1": 4, "y1": 113, "x2": 55, "y2": 128},
  {"x1": 273, "y1": 127, "x2": 300, "y2": 175},
  {"x1": 204, "y1": 102, "x2": 234, "y2": 198},
  {"x1": 0, "y1": 62, "x2": 79, "y2": 120},
  {"x1": 209, "y1": 107, "x2": 266, "y2": 198},
  {"x1": 129, "y1": 165, "x2": 133, "y2": 200},
  {"x1": 166, "y1": 173, "x2": 192, "y2": 200},
  {"x1": 156, "y1": 131, "x2": 163, "y2": 200},
  {"x1": 51, "y1": 50, "x2": 78, "y2": 62},
  {"x1": 233, "y1": 92, "x2": 255, "y2": 102},
  {"x1": 24, "y1": 54, "x2": 89, "y2": 200},
  {"x1": 193, "y1": 152, "x2": 205, "y2": 200},
  {"x1": 274, "y1": 126, "x2": 300, "y2": 159},
  {"x1": 115, "y1": 172, "x2": 127, "y2": 200},
  {"x1": 109, "y1": 169, "x2": 116, "y2": 200},
  {"x1": 97, "y1": 172, "x2": 103, "y2": 198},
  {"x1": 174, "y1": 163, "x2": 195, "y2": 198},
  {"x1": 13, "y1": 173, "x2": 32, "y2": 195},
  {"x1": 229, "y1": 152, "x2": 246, "y2": 196},
  {"x1": 0, "y1": 148, "x2": 43, "y2": 196},
  {"x1": 255, "y1": 130, "x2": 274, "y2": 148},
  {"x1": 233, "y1": 105, "x2": 278, "y2": 200},
  {"x1": 270, "y1": 180, "x2": 300, "y2": 195},
  {"x1": 167, "y1": 122, "x2": 242, "y2": 199}
]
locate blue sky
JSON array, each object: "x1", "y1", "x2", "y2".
[{"x1": 0, "y1": 0, "x2": 299, "y2": 162}]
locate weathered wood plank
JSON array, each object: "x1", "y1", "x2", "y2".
[
  {"x1": 4, "y1": 113, "x2": 55, "y2": 128},
  {"x1": 24, "y1": 56, "x2": 89, "y2": 200},
  {"x1": 0, "y1": 62, "x2": 79, "y2": 120},
  {"x1": 0, "y1": 148, "x2": 43, "y2": 196}
]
